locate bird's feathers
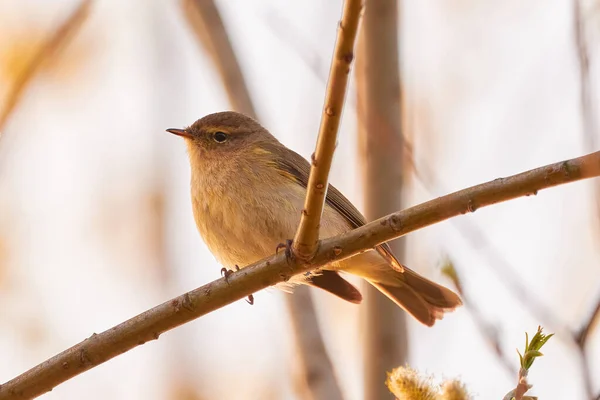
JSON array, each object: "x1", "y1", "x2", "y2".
[{"x1": 306, "y1": 270, "x2": 363, "y2": 303}]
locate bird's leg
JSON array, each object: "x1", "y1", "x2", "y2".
[
  {"x1": 246, "y1": 294, "x2": 254, "y2": 305},
  {"x1": 275, "y1": 239, "x2": 294, "y2": 262}
]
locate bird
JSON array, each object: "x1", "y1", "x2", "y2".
[{"x1": 167, "y1": 111, "x2": 462, "y2": 326}]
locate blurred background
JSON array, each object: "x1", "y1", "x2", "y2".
[{"x1": 0, "y1": 0, "x2": 599, "y2": 399}]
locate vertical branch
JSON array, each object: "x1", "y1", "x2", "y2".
[
  {"x1": 292, "y1": 0, "x2": 363, "y2": 261},
  {"x1": 355, "y1": 1, "x2": 407, "y2": 398},
  {"x1": 181, "y1": 2, "x2": 343, "y2": 399},
  {"x1": 0, "y1": 0, "x2": 92, "y2": 133},
  {"x1": 181, "y1": 0, "x2": 256, "y2": 118}
]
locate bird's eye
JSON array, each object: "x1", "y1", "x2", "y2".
[{"x1": 213, "y1": 131, "x2": 228, "y2": 143}]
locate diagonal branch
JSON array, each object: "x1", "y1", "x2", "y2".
[
  {"x1": 1, "y1": 150, "x2": 599, "y2": 399},
  {"x1": 0, "y1": 0, "x2": 92, "y2": 134},
  {"x1": 292, "y1": 0, "x2": 363, "y2": 261}
]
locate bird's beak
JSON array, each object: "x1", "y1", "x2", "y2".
[{"x1": 166, "y1": 128, "x2": 193, "y2": 139}]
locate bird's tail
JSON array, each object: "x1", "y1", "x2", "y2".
[{"x1": 343, "y1": 253, "x2": 462, "y2": 326}]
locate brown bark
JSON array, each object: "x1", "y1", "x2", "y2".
[
  {"x1": 355, "y1": 0, "x2": 407, "y2": 398},
  {"x1": 292, "y1": 0, "x2": 364, "y2": 261}
]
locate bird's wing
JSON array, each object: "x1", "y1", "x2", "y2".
[{"x1": 266, "y1": 144, "x2": 404, "y2": 273}]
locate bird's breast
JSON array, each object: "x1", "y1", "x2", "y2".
[{"x1": 191, "y1": 171, "x2": 306, "y2": 268}]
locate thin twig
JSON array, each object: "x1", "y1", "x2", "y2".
[
  {"x1": 181, "y1": 2, "x2": 344, "y2": 398},
  {"x1": 181, "y1": 0, "x2": 256, "y2": 118},
  {"x1": 292, "y1": 0, "x2": 363, "y2": 261},
  {"x1": 0, "y1": 0, "x2": 92, "y2": 134},
  {"x1": 355, "y1": 0, "x2": 407, "y2": 398},
  {"x1": 1, "y1": 151, "x2": 599, "y2": 398}
]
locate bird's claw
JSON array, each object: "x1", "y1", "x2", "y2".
[
  {"x1": 220, "y1": 265, "x2": 240, "y2": 283},
  {"x1": 275, "y1": 239, "x2": 294, "y2": 262},
  {"x1": 221, "y1": 266, "x2": 253, "y2": 304}
]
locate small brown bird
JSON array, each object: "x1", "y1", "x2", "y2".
[{"x1": 168, "y1": 111, "x2": 461, "y2": 326}]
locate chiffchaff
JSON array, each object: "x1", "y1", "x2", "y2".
[{"x1": 168, "y1": 111, "x2": 461, "y2": 326}]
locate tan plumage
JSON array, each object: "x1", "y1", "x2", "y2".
[{"x1": 168, "y1": 111, "x2": 462, "y2": 326}]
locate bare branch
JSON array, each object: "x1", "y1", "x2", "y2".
[
  {"x1": 292, "y1": 0, "x2": 363, "y2": 261},
  {"x1": 1, "y1": 151, "x2": 599, "y2": 398},
  {"x1": 181, "y1": 0, "x2": 256, "y2": 118},
  {"x1": 0, "y1": 0, "x2": 92, "y2": 133},
  {"x1": 355, "y1": 0, "x2": 407, "y2": 397}
]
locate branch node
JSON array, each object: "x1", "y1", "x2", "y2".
[
  {"x1": 182, "y1": 293, "x2": 195, "y2": 312},
  {"x1": 388, "y1": 214, "x2": 402, "y2": 231},
  {"x1": 560, "y1": 161, "x2": 576, "y2": 178},
  {"x1": 79, "y1": 349, "x2": 92, "y2": 367},
  {"x1": 325, "y1": 106, "x2": 335, "y2": 116},
  {"x1": 466, "y1": 200, "x2": 478, "y2": 213}
]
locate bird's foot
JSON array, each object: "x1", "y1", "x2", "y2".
[
  {"x1": 221, "y1": 266, "x2": 254, "y2": 304},
  {"x1": 275, "y1": 239, "x2": 294, "y2": 262},
  {"x1": 220, "y1": 265, "x2": 240, "y2": 283}
]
